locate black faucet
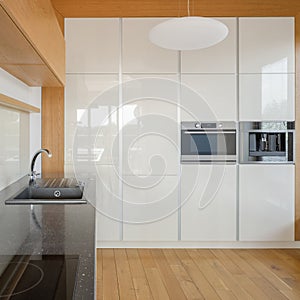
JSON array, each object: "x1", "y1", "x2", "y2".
[{"x1": 29, "y1": 149, "x2": 52, "y2": 185}]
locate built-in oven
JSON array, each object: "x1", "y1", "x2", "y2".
[{"x1": 181, "y1": 121, "x2": 237, "y2": 163}]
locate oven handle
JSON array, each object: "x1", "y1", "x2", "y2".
[{"x1": 183, "y1": 131, "x2": 236, "y2": 134}]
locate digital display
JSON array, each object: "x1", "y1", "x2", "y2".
[{"x1": 201, "y1": 123, "x2": 217, "y2": 129}]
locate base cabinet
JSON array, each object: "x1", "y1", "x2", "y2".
[
  {"x1": 181, "y1": 165, "x2": 237, "y2": 241},
  {"x1": 239, "y1": 165, "x2": 294, "y2": 241},
  {"x1": 123, "y1": 175, "x2": 178, "y2": 241}
]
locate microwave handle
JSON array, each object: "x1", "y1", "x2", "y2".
[{"x1": 183, "y1": 131, "x2": 236, "y2": 134}]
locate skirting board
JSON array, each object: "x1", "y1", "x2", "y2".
[{"x1": 97, "y1": 241, "x2": 300, "y2": 248}]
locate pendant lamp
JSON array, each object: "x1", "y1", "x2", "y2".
[{"x1": 149, "y1": 1, "x2": 229, "y2": 50}]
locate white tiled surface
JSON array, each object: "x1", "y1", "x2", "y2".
[
  {"x1": 239, "y1": 17, "x2": 295, "y2": 74},
  {"x1": 181, "y1": 18, "x2": 237, "y2": 74},
  {"x1": 65, "y1": 18, "x2": 120, "y2": 73}
]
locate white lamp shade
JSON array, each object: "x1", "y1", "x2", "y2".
[{"x1": 149, "y1": 17, "x2": 229, "y2": 50}]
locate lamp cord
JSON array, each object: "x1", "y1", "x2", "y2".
[{"x1": 187, "y1": 0, "x2": 190, "y2": 16}]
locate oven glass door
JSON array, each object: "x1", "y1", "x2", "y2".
[{"x1": 181, "y1": 130, "x2": 236, "y2": 162}]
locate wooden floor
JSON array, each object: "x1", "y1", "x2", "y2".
[{"x1": 97, "y1": 249, "x2": 300, "y2": 299}]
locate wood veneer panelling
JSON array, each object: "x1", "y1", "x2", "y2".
[
  {"x1": 0, "y1": 0, "x2": 65, "y2": 85},
  {"x1": 51, "y1": 0, "x2": 300, "y2": 17},
  {"x1": 0, "y1": 93, "x2": 40, "y2": 113},
  {"x1": 42, "y1": 87, "x2": 64, "y2": 177}
]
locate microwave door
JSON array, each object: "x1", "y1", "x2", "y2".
[{"x1": 181, "y1": 130, "x2": 236, "y2": 162}]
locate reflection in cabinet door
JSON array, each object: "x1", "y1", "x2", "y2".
[{"x1": 181, "y1": 165, "x2": 237, "y2": 241}]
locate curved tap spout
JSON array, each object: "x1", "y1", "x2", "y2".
[{"x1": 29, "y1": 149, "x2": 52, "y2": 185}]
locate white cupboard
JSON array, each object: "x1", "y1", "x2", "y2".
[
  {"x1": 239, "y1": 165, "x2": 294, "y2": 241},
  {"x1": 122, "y1": 18, "x2": 178, "y2": 73},
  {"x1": 239, "y1": 73, "x2": 295, "y2": 121},
  {"x1": 96, "y1": 165, "x2": 122, "y2": 241},
  {"x1": 181, "y1": 74, "x2": 237, "y2": 121},
  {"x1": 181, "y1": 165, "x2": 237, "y2": 241},
  {"x1": 123, "y1": 175, "x2": 178, "y2": 241},
  {"x1": 239, "y1": 17, "x2": 295, "y2": 74},
  {"x1": 181, "y1": 18, "x2": 237, "y2": 74},
  {"x1": 65, "y1": 18, "x2": 120, "y2": 73}
]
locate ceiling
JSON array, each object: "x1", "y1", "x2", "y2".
[{"x1": 51, "y1": 0, "x2": 300, "y2": 18}]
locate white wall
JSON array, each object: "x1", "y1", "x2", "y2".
[{"x1": 0, "y1": 68, "x2": 41, "y2": 190}]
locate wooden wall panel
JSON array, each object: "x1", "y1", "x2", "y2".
[
  {"x1": 51, "y1": 0, "x2": 300, "y2": 17},
  {"x1": 0, "y1": 0, "x2": 65, "y2": 85},
  {"x1": 42, "y1": 87, "x2": 64, "y2": 178}
]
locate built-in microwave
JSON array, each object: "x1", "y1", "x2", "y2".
[{"x1": 181, "y1": 121, "x2": 237, "y2": 163}]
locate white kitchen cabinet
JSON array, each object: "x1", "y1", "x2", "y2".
[
  {"x1": 181, "y1": 165, "x2": 237, "y2": 241},
  {"x1": 181, "y1": 18, "x2": 237, "y2": 74},
  {"x1": 96, "y1": 165, "x2": 122, "y2": 241},
  {"x1": 239, "y1": 73, "x2": 295, "y2": 121},
  {"x1": 239, "y1": 165, "x2": 294, "y2": 241},
  {"x1": 65, "y1": 74, "x2": 119, "y2": 164},
  {"x1": 122, "y1": 18, "x2": 178, "y2": 73},
  {"x1": 122, "y1": 75, "x2": 179, "y2": 176},
  {"x1": 239, "y1": 17, "x2": 295, "y2": 74},
  {"x1": 123, "y1": 175, "x2": 178, "y2": 241},
  {"x1": 181, "y1": 74, "x2": 237, "y2": 121},
  {"x1": 65, "y1": 18, "x2": 120, "y2": 73}
]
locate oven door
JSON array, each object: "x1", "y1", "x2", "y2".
[{"x1": 181, "y1": 129, "x2": 236, "y2": 163}]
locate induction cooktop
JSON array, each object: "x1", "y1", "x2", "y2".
[{"x1": 0, "y1": 255, "x2": 79, "y2": 300}]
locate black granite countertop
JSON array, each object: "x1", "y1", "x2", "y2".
[{"x1": 0, "y1": 176, "x2": 96, "y2": 300}]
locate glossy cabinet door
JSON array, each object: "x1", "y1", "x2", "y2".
[
  {"x1": 96, "y1": 165, "x2": 122, "y2": 241},
  {"x1": 181, "y1": 165, "x2": 237, "y2": 241},
  {"x1": 239, "y1": 17, "x2": 295, "y2": 74},
  {"x1": 181, "y1": 74, "x2": 237, "y2": 121},
  {"x1": 239, "y1": 165, "x2": 294, "y2": 241},
  {"x1": 65, "y1": 18, "x2": 120, "y2": 73},
  {"x1": 65, "y1": 74, "x2": 119, "y2": 165},
  {"x1": 181, "y1": 18, "x2": 237, "y2": 74},
  {"x1": 123, "y1": 175, "x2": 178, "y2": 241},
  {"x1": 122, "y1": 18, "x2": 178, "y2": 73},
  {"x1": 122, "y1": 75, "x2": 179, "y2": 176},
  {"x1": 239, "y1": 73, "x2": 295, "y2": 121}
]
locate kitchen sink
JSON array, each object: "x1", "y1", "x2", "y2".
[{"x1": 5, "y1": 178, "x2": 87, "y2": 205}]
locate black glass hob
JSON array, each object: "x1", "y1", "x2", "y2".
[{"x1": 0, "y1": 255, "x2": 79, "y2": 299}]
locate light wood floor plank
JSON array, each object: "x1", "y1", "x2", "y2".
[
  {"x1": 174, "y1": 249, "x2": 221, "y2": 300},
  {"x1": 97, "y1": 249, "x2": 300, "y2": 300},
  {"x1": 151, "y1": 249, "x2": 187, "y2": 300},
  {"x1": 114, "y1": 249, "x2": 136, "y2": 300},
  {"x1": 212, "y1": 249, "x2": 275, "y2": 300},
  {"x1": 236, "y1": 250, "x2": 300, "y2": 300},
  {"x1": 102, "y1": 249, "x2": 120, "y2": 300},
  {"x1": 223, "y1": 250, "x2": 288, "y2": 300},
  {"x1": 126, "y1": 249, "x2": 153, "y2": 300},
  {"x1": 138, "y1": 249, "x2": 170, "y2": 300},
  {"x1": 163, "y1": 249, "x2": 204, "y2": 299},
  {"x1": 96, "y1": 249, "x2": 103, "y2": 300},
  {"x1": 187, "y1": 249, "x2": 238, "y2": 300}
]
